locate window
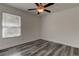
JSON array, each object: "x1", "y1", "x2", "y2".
[{"x1": 2, "y1": 12, "x2": 21, "y2": 38}]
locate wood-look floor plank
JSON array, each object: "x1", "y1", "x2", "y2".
[
  {"x1": 1, "y1": 39, "x2": 79, "y2": 56},
  {"x1": 48, "y1": 45, "x2": 63, "y2": 56},
  {"x1": 43, "y1": 43, "x2": 59, "y2": 56},
  {"x1": 30, "y1": 42, "x2": 49, "y2": 56},
  {"x1": 53, "y1": 46, "x2": 66, "y2": 56},
  {"x1": 21, "y1": 42, "x2": 49, "y2": 56},
  {"x1": 73, "y1": 48, "x2": 79, "y2": 56}
]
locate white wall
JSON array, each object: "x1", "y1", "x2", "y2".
[
  {"x1": 41, "y1": 6, "x2": 79, "y2": 48},
  {"x1": 0, "y1": 4, "x2": 41, "y2": 50}
]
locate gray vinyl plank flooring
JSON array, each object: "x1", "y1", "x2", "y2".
[{"x1": 0, "y1": 39, "x2": 79, "y2": 56}]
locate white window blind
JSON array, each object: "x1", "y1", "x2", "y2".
[{"x1": 2, "y1": 12, "x2": 21, "y2": 38}]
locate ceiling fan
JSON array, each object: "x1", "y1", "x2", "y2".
[{"x1": 28, "y1": 3, "x2": 55, "y2": 15}]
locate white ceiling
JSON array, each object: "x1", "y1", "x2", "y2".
[{"x1": 5, "y1": 3, "x2": 79, "y2": 15}]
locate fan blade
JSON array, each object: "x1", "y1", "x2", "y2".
[
  {"x1": 28, "y1": 8, "x2": 36, "y2": 11},
  {"x1": 37, "y1": 12, "x2": 40, "y2": 15},
  {"x1": 44, "y1": 9, "x2": 51, "y2": 13},
  {"x1": 35, "y1": 3, "x2": 39, "y2": 6},
  {"x1": 44, "y1": 3, "x2": 55, "y2": 8},
  {"x1": 40, "y1": 3, "x2": 42, "y2": 4}
]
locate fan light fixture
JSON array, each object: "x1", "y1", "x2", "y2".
[
  {"x1": 37, "y1": 9, "x2": 44, "y2": 12},
  {"x1": 28, "y1": 3, "x2": 55, "y2": 15},
  {"x1": 37, "y1": 5, "x2": 44, "y2": 13}
]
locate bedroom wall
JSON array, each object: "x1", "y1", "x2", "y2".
[
  {"x1": 0, "y1": 4, "x2": 41, "y2": 50},
  {"x1": 41, "y1": 6, "x2": 79, "y2": 48}
]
